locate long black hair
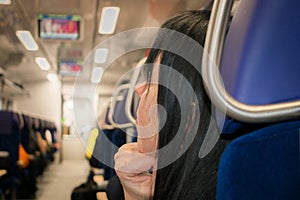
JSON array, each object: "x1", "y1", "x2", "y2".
[{"x1": 144, "y1": 10, "x2": 228, "y2": 200}]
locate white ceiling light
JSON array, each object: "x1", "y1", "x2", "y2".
[
  {"x1": 65, "y1": 100, "x2": 74, "y2": 110},
  {"x1": 35, "y1": 57, "x2": 51, "y2": 70},
  {"x1": 0, "y1": 0, "x2": 11, "y2": 5},
  {"x1": 98, "y1": 7, "x2": 120, "y2": 34},
  {"x1": 91, "y1": 67, "x2": 104, "y2": 83},
  {"x1": 47, "y1": 73, "x2": 58, "y2": 83},
  {"x1": 94, "y1": 48, "x2": 109, "y2": 64},
  {"x1": 16, "y1": 31, "x2": 39, "y2": 51}
]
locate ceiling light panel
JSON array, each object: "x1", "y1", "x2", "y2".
[
  {"x1": 47, "y1": 73, "x2": 58, "y2": 83},
  {"x1": 35, "y1": 57, "x2": 51, "y2": 70},
  {"x1": 98, "y1": 7, "x2": 120, "y2": 34},
  {"x1": 16, "y1": 31, "x2": 39, "y2": 51},
  {"x1": 91, "y1": 67, "x2": 104, "y2": 83},
  {"x1": 94, "y1": 48, "x2": 109, "y2": 64},
  {"x1": 0, "y1": 0, "x2": 11, "y2": 5}
]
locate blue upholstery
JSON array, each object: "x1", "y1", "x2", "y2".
[
  {"x1": 220, "y1": 0, "x2": 300, "y2": 135},
  {"x1": 112, "y1": 84, "x2": 139, "y2": 126},
  {"x1": 50, "y1": 122, "x2": 57, "y2": 143},
  {"x1": 0, "y1": 111, "x2": 21, "y2": 191},
  {"x1": 217, "y1": 120, "x2": 300, "y2": 199},
  {"x1": 21, "y1": 114, "x2": 31, "y2": 154},
  {"x1": 22, "y1": 115, "x2": 40, "y2": 154},
  {"x1": 220, "y1": 0, "x2": 300, "y2": 106},
  {"x1": 91, "y1": 81, "x2": 138, "y2": 179},
  {"x1": 112, "y1": 85, "x2": 138, "y2": 141},
  {"x1": 91, "y1": 128, "x2": 126, "y2": 180},
  {"x1": 39, "y1": 119, "x2": 46, "y2": 139},
  {"x1": 90, "y1": 129, "x2": 112, "y2": 169},
  {"x1": 216, "y1": 0, "x2": 300, "y2": 199},
  {"x1": 113, "y1": 88, "x2": 130, "y2": 125},
  {"x1": 0, "y1": 111, "x2": 20, "y2": 167}
]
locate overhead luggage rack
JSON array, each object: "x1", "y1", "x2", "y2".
[{"x1": 0, "y1": 75, "x2": 29, "y2": 99}]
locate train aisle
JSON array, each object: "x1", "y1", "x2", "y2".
[{"x1": 35, "y1": 159, "x2": 90, "y2": 200}]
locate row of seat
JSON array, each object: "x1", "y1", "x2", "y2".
[
  {"x1": 0, "y1": 110, "x2": 58, "y2": 199},
  {"x1": 75, "y1": 0, "x2": 300, "y2": 199}
]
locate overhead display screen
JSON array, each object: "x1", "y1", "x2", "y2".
[
  {"x1": 38, "y1": 14, "x2": 80, "y2": 40},
  {"x1": 58, "y1": 46, "x2": 83, "y2": 76},
  {"x1": 58, "y1": 60, "x2": 82, "y2": 76}
]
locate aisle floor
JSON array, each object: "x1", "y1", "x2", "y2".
[{"x1": 35, "y1": 159, "x2": 90, "y2": 200}]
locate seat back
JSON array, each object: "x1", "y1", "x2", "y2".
[
  {"x1": 217, "y1": 120, "x2": 300, "y2": 199},
  {"x1": 220, "y1": 0, "x2": 300, "y2": 106},
  {"x1": 112, "y1": 85, "x2": 131, "y2": 126},
  {"x1": 0, "y1": 111, "x2": 20, "y2": 165},
  {"x1": 214, "y1": 0, "x2": 300, "y2": 198},
  {"x1": 0, "y1": 111, "x2": 21, "y2": 189}
]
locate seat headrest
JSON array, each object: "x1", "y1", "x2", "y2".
[
  {"x1": 220, "y1": 0, "x2": 300, "y2": 105},
  {"x1": 0, "y1": 111, "x2": 20, "y2": 134},
  {"x1": 220, "y1": 0, "x2": 300, "y2": 134},
  {"x1": 104, "y1": 106, "x2": 112, "y2": 126},
  {"x1": 113, "y1": 88, "x2": 130, "y2": 125}
]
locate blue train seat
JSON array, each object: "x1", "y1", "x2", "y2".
[
  {"x1": 21, "y1": 114, "x2": 34, "y2": 154},
  {"x1": 0, "y1": 111, "x2": 21, "y2": 197},
  {"x1": 112, "y1": 86, "x2": 131, "y2": 126},
  {"x1": 220, "y1": 0, "x2": 300, "y2": 135},
  {"x1": 49, "y1": 122, "x2": 58, "y2": 144},
  {"x1": 220, "y1": 0, "x2": 300, "y2": 106},
  {"x1": 89, "y1": 129, "x2": 126, "y2": 180},
  {"x1": 216, "y1": 0, "x2": 300, "y2": 199},
  {"x1": 0, "y1": 111, "x2": 21, "y2": 172},
  {"x1": 90, "y1": 100, "x2": 126, "y2": 180}
]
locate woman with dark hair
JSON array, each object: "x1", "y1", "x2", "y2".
[{"x1": 115, "y1": 10, "x2": 228, "y2": 200}]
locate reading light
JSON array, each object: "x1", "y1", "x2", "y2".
[
  {"x1": 98, "y1": 7, "x2": 120, "y2": 34},
  {"x1": 0, "y1": 0, "x2": 11, "y2": 5},
  {"x1": 35, "y1": 57, "x2": 51, "y2": 70},
  {"x1": 94, "y1": 48, "x2": 109, "y2": 64},
  {"x1": 91, "y1": 67, "x2": 104, "y2": 83},
  {"x1": 16, "y1": 31, "x2": 39, "y2": 51},
  {"x1": 47, "y1": 73, "x2": 58, "y2": 83}
]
